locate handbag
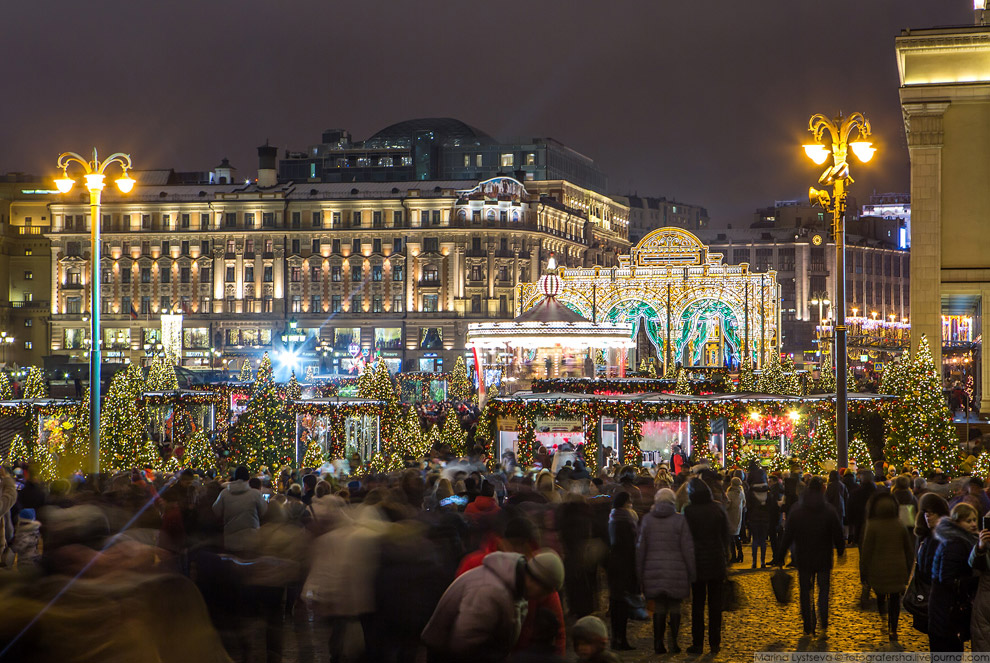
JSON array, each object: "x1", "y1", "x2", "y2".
[
  {"x1": 770, "y1": 568, "x2": 793, "y2": 604},
  {"x1": 901, "y1": 566, "x2": 928, "y2": 619},
  {"x1": 624, "y1": 592, "x2": 650, "y2": 621}
]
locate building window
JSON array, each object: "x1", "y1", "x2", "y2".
[
  {"x1": 66, "y1": 242, "x2": 81, "y2": 257},
  {"x1": 393, "y1": 264, "x2": 403, "y2": 281},
  {"x1": 244, "y1": 213, "x2": 255, "y2": 229},
  {"x1": 372, "y1": 266, "x2": 383, "y2": 282},
  {"x1": 226, "y1": 266, "x2": 235, "y2": 282},
  {"x1": 393, "y1": 211, "x2": 403, "y2": 226},
  {"x1": 372, "y1": 296, "x2": 383, "y2": 313},
  {"x1": 66, "y1": 297, "x2": 82, "y2": 315},
  {"x1": 313, "y1": 239, "x2": 321, "y2": 253},
  {"x1": 423, "y1": 266, "x2": 439, "y2": 282},
  {"x1": 24, "y1": 318, "x2": 32, "y2": 328},
  {"x1": 24, "y1": 249, "x2": 32, "y2": 257},
  {"x1": 24, "y1": 341, "x2": 32, "y2": 350},
  {"x1": 352, "y1": 239, "x2": 361, "y2": 254},
  {"x1": 23, "y1": 271, "x2": 33, "y2": 280},
  {"x1": 332, "y1": 212, "x2": 341, "y2": 227},
  {"x1": 291, "y1": 296, "x2": 302, "y2": 313},
  {"x1": 181, "y1": 213, "x2": 190, "y2": 229},
  {"x1": 352, "y1": 211, "x2": 362, "y2": 227},
  {"x1": 392, "y1": 296, "x2": 403, "y2": 313},
  {"x1": 332, "y1": 266, "x2": 342, "y2": 282},
  {"x1": 160, "y1": 267, "x2": 171, "y2": 284},
  {"x1": 471, "y1": 295, "x2": 481, "y2": 313},
  {"x1": 121, "y1": 296, "x2": 132, "y2": 315},
  {"x1": 311, "y1": 266, "x2": 321, "y2": 282},
  {"x1": 291, "y1": 239, "x2": 300, "y2": 254},
  {"x1": 526, "y1": 153, "x2": 536, "y2": 166},
  {"x1": 140, "y1": 296, "x2": 151, "y2": 315},
  {"x1": 424, "y1": 237, "x2": 439, "y2": 252},
  {"x1": 180, "y1": 267, "x2": 190, "y2": 283},
  {"x1": 351, "y1": 295, "x2": 362, "y2": 312},
  {"x1": 201, "y1": 213, "x2": 210, "y2": 230},
  {"x1": 463, "y1": 154, "x2": 471, "y2": 168},
  {"x1": 423, "y1": 294, "x2": 439, "y2": 312},
  {"x1": 312, "y1": 211, "x2": 322, "y2": 228},
  {"x1": 471, "y1": 265, "x2": 483, "y2": 281},
  {"x1": 373, "y1": 238, "x2": 382, "y2": 254},
  {"x1": 121, "y1": 269, "x2": 131, "y2": 284},
  {"x1": 201, "y1": 296, "x2": 211, "y2": 313},
  {"x1": 500, "y1": 153, "x2": 514, "y2": 167},
  {"x1": 201, "y1": 267, "x2": 210, "y2": 283},
  {"x1": 263, "y1": 296, "x2": 273, "y2": 313},
  {"x1": 310, "y1": 295, "x2": 321, "y2": 312},
  {"x1": 351, "y1": 266, "x2": 363, "y2": 281},
  {"x1": 432, "y1": 210, "x2": 441, "y2": 226},
  {"x1": 262, "y1": 212, "x2": 274, "y2": 228},
  {"x1": 140, "y1": 268, "x2": 151, "y2": 283},
  {"x1": 162, "y1": 214, "x2": 171, "y2": 230},
  {"x1": 393, "y1": 237, "x2": 403, "y2": 253},
  {"x1": 161, "y1": 296, "x2": 171, "y2": 311},
  {"x1": 475, "y1": 154, "x2": 483, "y2": 167},
  {"x1": 332, "y1": 239, "x2": 340, "y2": 254},
  {"x1": 263, "y1": 266, "x2": 273, "y2": 282},
  {"x1": 291, "y1": 267, "x2": 302, "y2": 282},
  {"x1": 331, "y1": 295, "x2": 342, "y2": 312},
  {"x1": 373, "y1": 211, "x2": 382, "y2": 228},
  {"x1": 142, "y1": 215, "x2": 151, "y2": 230},
  {"x1": 225, "y1": 213, "x2": 236, "y2": 228}
]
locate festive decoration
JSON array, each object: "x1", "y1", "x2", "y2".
[
  {"x1": 5, "y1": 433, "x2": 28, "y2": 466},
  {"x1": 737, "y1": 359, "x2": 757, "y2": 392},
  {"x1": 818, "y1": 349, "x2": 837, "y2": 394},
  {"x1": 287, "y1": 371, "x2": 302, "y2": 401},
  {"x1": 147, "y1": 354, "x2": 179, "y2": 391},
  {"x1": 850, "y1": 437, "x2": 872, "y2": 470},
  {"x1": 229, "y1": 353, "x2": 294, "y2": 472},
  {"x1": 675, "y1": 369, "x2": 691, "y2": 395},
  {"x1": 100, "y1": 370, "x2": 145, "y2": 472},
  {"x1": 647, "y1": 361, "x2": 658, "y2": 379},
  {"x1": 239, "y1": 359, "x2": 253, "y2": 382},
  {"x1": 447, "y1": 356, "x2": 474, "y2": 403},
  {"x1": 303, "y1": 434, "x2": 326, "y2": 469},
  {"x1": 757, "y1": 354, "x2": 785, "y2": 395},
  {"x1": 621, "y1": 418, "x2": 643, "y2": 465},
  {"x1": 359, "y1": 360, "x2": 400, "y2": 469},
  {"x1": 781, "y1": 356, "x2": 803, "y2": 396},
  {"x1": 0, "y1": 373, "x2": 11, "y2": 400},
  {"x1": 880, "y1": 335, "x2": 960, "y2": 474},
  {"x1": 63, "y1": 389, "x2": 92, "y2": 473},
  {"x1": 305, "y1": 365, "x2": 315, "y2": 382},
  {"x1": 137, "y1": 439, "x2": 162, "y2": 470},
  {"x1": 438, "y1": 408, "x2": 468, "y2": 458},
  {"x1": 23, "y1": 367, "x2": 48, "y2": 399}
]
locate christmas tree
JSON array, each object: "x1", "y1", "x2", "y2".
[
  {"x1": 182, "y1": 429, "x2": 216, "y2": 470},
  {"x1": 36, "y1": 445, "x2": 58, "y2": 481},
  {"x1": 880, "y1": 335, "x2": 960, "y2": 474},
  {"x1": 137, "y1": 438, "x2": 162, "y2": 470},
  {"x1": 287, "y1": 371, "x2": 302, "y2": 401},
  {"x1": 100, "y1": 370, "x2": 145, "y2": 472},
  {"x1": 818, "y1": 348, "x2": 837, "y2": 394},
  {"x1": 399, "y1": 406, "x2": 432, "y2": 464},
  {"x1": 360, "y1": 360, "x2": 400, "y2": 468},
  {"x1": 239, "y1": 359, "x2": 253, "y2": 382},
  {"x1": 648, "y1": 361, "x2": 657, "y2": 379},
  {"x1": 303, "y1": 435, "x2": 326, "y2": 469},
  {"x1": 305, "y1": 365, "x2": 315, "y2": 382},
  {"x1": 5, "y1": 433, "x2": 28, "y2": 465},
  {"x1": 438, "y1": 408, "x2": 467, "y2": 457},
  {"x1": 448, "y1": 356, "x2": 474, "y2": 403},
  {"x1": 737, "y1": 358, "x2": 757, "y2": 392},
  {"x1": 781, "y1": 356, "x2": 803, "y2": 396},
  {"x1": 850, "y1": 437, "x2": 872, "y2": 470},
  {"x1": 229, "y1": 353, "x2": 294, "y2": 472},
  {"x1": 23, "y1": 366, "x2": 47, "y2": 399},
  {"x1": 805, "y1": 414, "x2": 836, "y2": 473},
  {"x1": 675, "y1": 368, "x2": 692, "y2": 395},
  {"x1": 0, "y1": 372, "x2": 11, "y2": 400},
  {"x1": 757, "y1": 353, "x2": 785, "y2": 394},
  {"x1": 63, "y1": 388, "x2": 92, "y2": 473},
  {"x1": 638, "y1": 358, "x2": 649, "y2": 376},
  {"x1": 147, "y1": 354, "x2": 179, "y2": 391}
]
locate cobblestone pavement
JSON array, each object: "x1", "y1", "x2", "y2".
[
  {"x1": 616, "y1": 546, "x2": 931, "y2": 662},
  {"x1": 258, "y1": 546, "x2": 938, "y2": 662}
]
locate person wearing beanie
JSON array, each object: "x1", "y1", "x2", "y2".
[
  {"x1": 778, "y1": 476, "x2": 845, "y2": 636},
  {"x1": 572, "y1": 615, "x2": 621, "y2": 663},
  {"x1": 422, "y1": 549, "x2": 564, "y2": 662},
  {"x1": 637, "y1": 487, "x2": 695, "y2": 654},
  {"x1": 683, "y1": 477, "x2": 730, "y2": 654}
]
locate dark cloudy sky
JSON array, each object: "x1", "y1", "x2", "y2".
[{"x1": 1, "y1": 1, "x2": 972, "y2": 224}]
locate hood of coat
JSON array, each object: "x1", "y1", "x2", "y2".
[
  {"x1": 226, "y1": 479, "x2": 251, "y2": 495},
  {"x1": 649, "y1": 500, "x2": 677, "y2": 519},
  {"x1": 870, "y1": 495, "x2": 899, "y2": 520},
  {"x1": 471, "y1": 495, "x2": 499, "y2": 512},
  {"x1": 934, "y1": 517, "x2": 978, "y2": 547},
  {"x1": 610, "y1": 506, "x2": 639, "y2": 526},
  {"x1": 481, "y1": 551, "x2": 524, "y2": 594}
]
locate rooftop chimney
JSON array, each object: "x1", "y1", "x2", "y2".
[{"x1": 257, "y1": 143, "x2": 277, "y2": 188}]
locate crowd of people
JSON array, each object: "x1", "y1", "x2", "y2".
[{"x1": 1, "y1": 447, "x2": 990, "y2": 662}]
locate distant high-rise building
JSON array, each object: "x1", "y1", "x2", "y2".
[
  {"x1": 614, "y1": 195, "x2": 710, "y2": 244},
  {"x1": 861, "y1": 193, "x2": 910, "y2": 248}
]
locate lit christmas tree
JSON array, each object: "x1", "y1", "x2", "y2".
[
  {"x1": 818, "y1": 347, "x2": 836, "y2": 394},
  {"x1": 147, "y1": 354, "x2": 179, "y2": 391},
  {"x1": 287, "y1": 370, "x2": 302, "y2": 401},
  {"x1": 5, "y1": 433, "x2": 28, "y2": 465},
  {"x1": 675, "y1": 368, "x2": 692, "y2": 395},
  {"x1": 737, "y1": 358, "x2": 757, "y2": 392},
  {"x1": 850, "y1": 437, "x2": 872, "y2": 470},
  {"x1": 0, "y1": 372, "x2": 11, "y2": 400},
  {"x1": 229, "y1": 353, "x2": 294, "y2": 472},
  {"x1": 63, "y1": 388, "x2": 91, "y2": 473},
  {"x1": 100, "y1": 370, "x2": 145, "y2": 472},
  {"x1": 239, "y1": 359, "x2": 253, "y2": 382},
  {"x1": 303, "y1": 434, "x2": 326, "y2": 469},
  {"x1": 448, "y1": 356, "x2": 474, "y2": 403},
  {"x1": 360, "y1": 360, "x2": 400, "y2": 468},
  {"x1": 35, "y1": 445, "x2": 58, "y2": 481},
  {"x1": 305, "y1": 365, "x2": 315, "y2": 382},
  {"x1": 638, "y1": 358, "x2": 649, "y2": 376},
  {"x1": 137, "y1": 438, "x2": 162, "y2": 470},
  {"x1": 973, "y1": 452, "x2": 990, "y2": 480},
  {"x1": 781, "y1": 356, "x2": 803, "y2": 396},
  {"x1": 647, "y1": 361, "x2": 657, "y2": 379},
  {"x1": 439, "y1": 408, "x2": 467, "y2": 457},
  {"x1": 474, "y1": 384, "x2": 499, "y2": 455},
  {"x1": 880, "y1": 335, "x2": 960, "y2": 474},
  {"x1": 23, "y1": 366, "x2": 48, "y2": 399},
  {"x1": 757, "y1": 353, "x2": 785, "y2": 394},
  {"x1": 400, "y1": 406, "x2": 431, "y2": 463},
  {"x1": 805, "y1": 414, "x2": 836, "y2": 473},
  {"x1": 182, "y1": 429, "x2": 216, "y2": 471}
]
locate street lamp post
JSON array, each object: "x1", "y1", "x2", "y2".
[
  {"x1": 0, "y1": 331, "x2": 13, "y2": 365},
  {"x1": 805, "y1": 112, "x2": 875, "y2": 470},
  {"x1": 55, "y1": 149, "x2": 135, "y2": 474}
]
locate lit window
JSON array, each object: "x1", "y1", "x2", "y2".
[
  {"x1": 500, "y1": 153, "x2": 513, "y2": 167},
  {"x1": 23, "y1": 271, "x2": 32, "y2": 280},
  {"x1": 24, "y1": 341, "x2": 32, "y2": 350}
]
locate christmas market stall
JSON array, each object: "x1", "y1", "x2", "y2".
[
  {"x1": 0, "y1": 399, "x2": 86, "y2": 479},
  {"x1": 396, "y1": 372, "x2": 447, "y2": 404},
  {"x1": 293, "y1": 398, "x2": 385, "y2": 469},
  {"x1": 141, "y1": 389, "x2": 220, "y2": 452}
]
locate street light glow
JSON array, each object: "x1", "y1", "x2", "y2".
[
  {"x1": 54, "y1": 176, "x2": 74, "y2": 193},
  {"x1": 116, "y1": 174, "x2": 135, "y2": 193},
  {"x1": 850, "y1": 140, "x2": 876, "y2": 163},
  {"x1": 803, "y1": 144, "x2": 830, "y2": 165}
]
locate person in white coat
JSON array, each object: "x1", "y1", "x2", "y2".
[{"x1": 726, "y1": 476, "x2": 746, "y2": 564}]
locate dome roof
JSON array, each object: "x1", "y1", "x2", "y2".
[{"x1": 365, "y1": 118, "x2": 493, "y2": 147}]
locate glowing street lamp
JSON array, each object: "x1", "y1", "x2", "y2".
[
  {"x1": 56, "y1": 148, "x2": 134, "y2": 474},
  {"x1": 804, "y1": 112, "x2": 875, "y2": 471}
]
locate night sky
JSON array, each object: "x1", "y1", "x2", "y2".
[{"x1": 1, "y1": 1, "x2": 972, "y2": 225}]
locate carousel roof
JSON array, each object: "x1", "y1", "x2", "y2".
[{"x1": 513, "y1": 297, "x2": 588, "y2": 324}]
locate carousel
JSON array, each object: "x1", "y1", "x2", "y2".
[{"x1": 466, "y1": 257, "x2": 634, "y2": 392}]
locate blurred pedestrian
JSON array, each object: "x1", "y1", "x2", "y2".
[
  {"x1": 571, "y1": 615, "x2": 621, "y2": 663},
  {"x1": 726, "y1": 476, "x2": 745, "y2": 563},
  {"x1": 929, "y1": 502, "x2": 979, "y2": 653},
  {"x1": 859, "y1": 492, "x2": 914, "y2": 642},
  {"x1": 606, "y1": 491, "x2": 638, "y2": 651},
  {"x1": 683, "y1": 477, "x2": 729, "y2": 654},
  {"x1": 211, "y1": 465, "x2": 267, "y2": 554}
]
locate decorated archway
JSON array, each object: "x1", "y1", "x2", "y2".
[{"x1": 518, "y1": 227, "x2": 779, "y2": 369}]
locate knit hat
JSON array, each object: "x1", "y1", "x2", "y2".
[
  {"x1": 526, "y1": 549, "x2": 565, "y2": 591},
  {"x1": 655, "y1": 488, "x2": 676, "y2": 505},
  {"x1": 572, "y1": 615, "x2": 609, "y2": 643}
]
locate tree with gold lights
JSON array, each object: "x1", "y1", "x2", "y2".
[
  {"x1": 675, "y1": 368, "x2": 692, "y2": 395},
  {"x1": 438, "y1": 408, "x2": 468, "y2": 458},
  {"x1": 781, "y1": 356, "x2": 803, "y2": 396},
  {"x1": 818, "y1": 348, "x2": 836, "y2": 394},
  {"x1": 880, "y1": 335, "x2": 960, "y2": 474},
  {"x1": 850, "y1": 437, "x2": 872, "y2": 470},
  {"x1": 305, "y1": 365, "x2": 315, "y2": 382},
  {"x1": 757, "y1": 353, "x2": 786, "y2": 395},
  {"x1": 100, "y1": 369, "x2": 145, "y2": 472},
  {"x1": 303, "y1": 434, "x2": 326, "y2": 469},
  {"x1": 448, "y1": 356, "x2": 474, "y2": 403},
  {"x1": 239, "y1": 359, "x2": 253, "y2": 382},
  {"x1": 5, "y1": 433, "x2": 28, "y2": 466},
  {"x1": 229, "y1": 353, "x2": 294, "y2": 472},
  {"x1": 137, "y1": 438, "x2": 162, "y2": 470},
  {"x1": 147, "y1": 354, "x2": 179, "y2": 392},
  {"x1": 23, "y1": 366, "x2": 47, "y2": 399},
  {"x1": 737, "y1": 358, "x2": 757, "y2": 392},
  {"x1": 287, "y1": 370, "x2": 302, "y2": 401},
  {"x1": 359, "y1": 360, "x2": 400, "y2": 468},
  {"x1": 182, "y1": 429, "x2": 216, "y2": 471},
  {"x1": 0, "y1": 372, "x2": 11, "y2": 400}
]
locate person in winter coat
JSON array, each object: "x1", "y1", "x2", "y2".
[
  {"x1": 968, "y1": 523, "x2": 990, "y2": 652},
  {"x1": 571, "y1": 616, "x2": 622, "y2": 663},
  {"x1": 778, "y1": 477, "x2": 845, "y2": 636},
  {"x1": 928, "y1": 502, "x2": 980, "y2": 653},
  {"x1": 464, "y1": 480, "x2": 501, "y2": 520},
  {"x1": 726, "y1": 477, "x2": 746, "y2": 564},
  {"x1": 637, "y1": 488, "x2": 695, "y2": 654},
  {"x1": 908, "y1": 493, "x2": 951, "y2": 634},
  {"x1": 825, "y1": 470, "x2": 847, "y2": 536},
  {"x1": 211, "y1": 465, "x2": 267, "y2": 553},
  {"x1": 606, "y1": 492, "x2": 638, "y2": 651},
  {"x1": 859, "y1": 492, "x2": 914, "y2": 642},
  {"x1": 421, "y1": 550, "x2": 564, "y2": 663},
  {"x1": 682, "y1": 477, "x2": 729, "y2": 654},
  {"x1": 746, "y1": 481, "x2": 778, "y2": 568}
]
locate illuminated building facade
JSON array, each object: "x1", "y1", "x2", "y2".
[
  {"x1": 897, "y1": 23, "x2": 990, "y2": 411},
  {"x1": 615, "y1": 194, "x2": 710, "y2": 243},
  {"x1": 45, "y1": 174, "x2": 628, "y2": 375},
  {"x1": 516, "y1": 227, "x2": 779, "y2": 371}
]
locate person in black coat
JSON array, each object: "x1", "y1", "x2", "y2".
[
  {"x1": 607, "y1": 492, "x2": 639, "y2": 651},
  {"x1": 908, "y1": 493, "x2": 950, "y2": 635},
  {"x1": 778, "y1": 477, "x2": 845, "y2": 636},
  {"x1": 746, "y1": 482, "x2": 779, "y2": 568},
  {"x1": 683, "y1": 477, "x2": 729, "y2": 654},
  {"x1": 928, "y1": 502, "x2": 980, "y2": 653}
]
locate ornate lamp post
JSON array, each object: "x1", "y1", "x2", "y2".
[
  {"x1": 55, "y1": 149, "x2": 135, "y2": 474},
  {"x1": 805, "y1": 113, "x2": 875, "y2": 470}
]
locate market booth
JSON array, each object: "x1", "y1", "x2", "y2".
[
  {"x1": 293, "y1": 398, "x2": 384, "y2": 465},
  {"x1": 141, "y1": 390, "x2": 219, "y2": 447}
]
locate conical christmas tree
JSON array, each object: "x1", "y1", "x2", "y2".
[
  {"x1": 23, "y1": 366, "x2": 47, "y2": 399},
  {"x1": 36, "y1": 445, "x2": 58, "y2": 481},
  {"x1": 303, "y1": 435, "x2": 326, "y2": 469},
  {"x1": 439, "y1": 409, "x2": 467, "y2": 457},
  {"x1": 239, "y1": 359, "x2": 253, "y2": 382},
  {"x1": 675, "y1": 368, "x2": 692, "y2": 395},
  {"x1": 305, "y1": 365, "x2": 315, "y2": 382},
  {"x1": 147, "y1": 354, "x2": 179, "y2": 391},
  {"x1": 818, "y1": 348, "x2": 837, "y2": 394},
  {"x1": 447, "y1": 356, "x2": 474, "y2": 403},
  {"x1": 757, "y1": 353, "x2": 785, "y2": 394},
  {"x1": 100, "y1": 371, "x2": 145, "y2": 472},
  {"x1": 737, "y1": 358, "x2": 757, "y2": 392},
  {"x1": 229, "y1": 353, "x2": 294, "y2": 472},
  {"x1": 287, "y1": 370, "x2": 302, "y2": 401},
  {"x1": 360, "y1": 360, "x2": 400, "y2": 468},
  {"x1": 805, "y1": 414, "x2": 836, "y2": 473},
  {"x1": 182, "y1": 429, "x2": 216, "y2": 470},
  {"x1": 137, "y1": 438, "x2": 162, "y2": 470},
  {"x1": 880, "y1": 335, "x2": 960, "y2": 474},
  {"x1": 850, "y1": 437, "x2": 872, "y2": 470},
  {"x1": 63, "y1": 388, "x2": 92, "y2": 473},
  {"x1": 781, "y1": 356, "x2": 803, "y2": 396},
  {"x1": 5, "y1": 433, "x2": 28, "y2": 465},
  {"x1": 0, "y1": 372, "x2": 11, "y2": 400}
]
